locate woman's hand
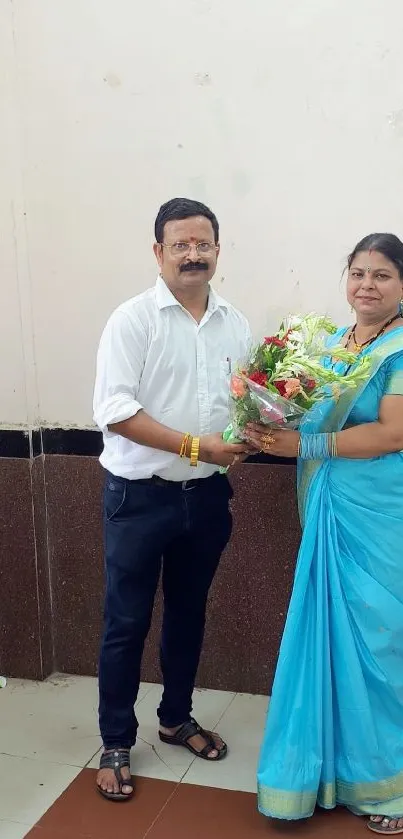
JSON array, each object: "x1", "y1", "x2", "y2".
[{"x1": 246, "y1": 423, "x2": 300, "y2": 458}]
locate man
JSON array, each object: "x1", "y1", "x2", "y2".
[{"x1": 93, "y1": 197, "x2": 253, "y2": 800}]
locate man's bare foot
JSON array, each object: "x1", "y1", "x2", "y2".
[
  {"x1": 97, "y1": 749, "x2": 134, "y2": 799},
  {"x1": 368, "y1": 815, "x2": 403, "y2": 834}
]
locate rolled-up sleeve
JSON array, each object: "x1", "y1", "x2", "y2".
[{"x1": 93, "y1": 308, "x2": 147, "y2": 432}]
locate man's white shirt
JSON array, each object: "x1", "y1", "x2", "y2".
[{"x1": 93, "y1": 276, "x2": 252, "y2": 480}]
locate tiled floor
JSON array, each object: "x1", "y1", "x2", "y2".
[{"x1": 0, "y1": 675, "x2": 368, "y2": 838}]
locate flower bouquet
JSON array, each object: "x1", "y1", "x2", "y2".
[{"x1": 223, "y1": 314, "x2": 370, "y2": 447}]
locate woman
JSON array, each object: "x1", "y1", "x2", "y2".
[{"x1": 247, "y1": 233, "x2": 403, "y2": 834}]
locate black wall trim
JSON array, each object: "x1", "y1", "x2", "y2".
[
  {"x1": 0, "y1": 428, "x2": 102, "y2": 458},
  {"x1": 0, "y1": 427, "x2": 296, "y2": 465},
  {"x1": 0, "y1": 430, "x2": 30, "y2": 459},
  {"x1": 41, "y1": 428, "x2": 103, "y2": 457}
]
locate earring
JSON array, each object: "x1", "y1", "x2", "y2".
[{"x1": 400, "y1": 299, "x2": 403, "y2": 316}]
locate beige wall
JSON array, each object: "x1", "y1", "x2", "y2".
[{"x1": 2, "y1": 0, "x2": 403, "y2": 428}]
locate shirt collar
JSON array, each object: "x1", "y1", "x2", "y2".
[{"x1": 155, "y1": 275, "x2": 228, "y2": 313}]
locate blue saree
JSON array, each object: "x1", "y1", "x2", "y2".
[{"x1": 257, "y1": 326, "x2": 403, "y2": 820}]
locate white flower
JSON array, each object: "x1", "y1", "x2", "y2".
[
  {"x1": 286, "y1": 331, "x2": 303, "y2": 346},
  {"x1": 287, "y1": 315, "x2": 303, "y2": 329}
]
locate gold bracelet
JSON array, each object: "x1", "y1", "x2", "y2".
[
  {"x1": 190, "y1": 436, "x2": 200, "y2": 467},
  {"x1": 179, "y1": 433, "x2": 191, "y2": 458}
]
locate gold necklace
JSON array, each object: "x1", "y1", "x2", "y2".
[{"x1": 350, "y1": 313, "x2": 402, "y2": 353}]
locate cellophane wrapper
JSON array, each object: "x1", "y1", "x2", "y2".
[{"x1": 225, "y1": 375, "x2": 307, "y2": 442}]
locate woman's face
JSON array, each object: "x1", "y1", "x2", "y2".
[{"x1": 347, "y1": 250, "x2": 403, "y2": 322}]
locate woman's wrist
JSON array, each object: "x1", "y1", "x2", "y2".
[{"x1": 298, "y1": 432, "x2": 338, "y2": 460}]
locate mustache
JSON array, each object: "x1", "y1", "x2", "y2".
[{"x1": 179, "y1": 261, "x2": 209, "y2": 273}]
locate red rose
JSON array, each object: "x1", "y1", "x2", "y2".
[
  {"x1": 273, "y1": 379, "x2": 287, "y2": 396},
  {"x1": 274, "y1": 378, "x2": 302, "y2": 399},
  {"x1": 249, "y1": 371, "x2": 268, "y2": 387},
  {"x1": 264, "y1": 336, "x2": 286, "y2": 348},
  {"x1": 304, "y1": 377, "x2": 316, "y2": 391}
]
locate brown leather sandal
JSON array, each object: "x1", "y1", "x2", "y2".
[
  {"x1": 96, "y1": 748, "x2": 134, "y2": 801},
  {"x1": 159, "y1": 717, "x2": 227, "y2": 761}
]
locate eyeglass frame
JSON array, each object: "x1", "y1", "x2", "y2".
[{"x1": 160, "y1": 241, "x2": 219, "y2": 258}]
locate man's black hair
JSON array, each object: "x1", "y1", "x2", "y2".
[{"x1": 155, "y1": 197, "x2": 219, "y2": 243}]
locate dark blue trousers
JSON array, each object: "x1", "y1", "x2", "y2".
[{"x1": 98, "y1": 471, "x2": 233, "y2": 749}]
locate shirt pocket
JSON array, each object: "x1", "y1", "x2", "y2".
[{"x1": 219, "y1": 359, "x2": 232, "y2": 382}]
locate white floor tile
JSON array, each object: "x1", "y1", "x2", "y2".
[
  {"x1": 0, "y1": 676, "x2": 154, "y2": 770},
  {"x1": 0, "y1": 821, "x2": 31, "y2": 839},
  {"x1": 191, "y1": 685, "x2": 237, "y2": 731},
  {"x1": 0, "y1": 675, "x2": 101, "y2": 767},
  {"x1": 182, "y1": 693, "x2": 269, "y2": 793},
  {"x1": 0, "y1": 675, "x2": 266, "y2": 805},
  {"x1": 0, "y1": 754, "x2": 79, "y2": 828}
]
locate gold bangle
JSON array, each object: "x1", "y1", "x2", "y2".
[
  {"x1": 190, "y1": 436, "x2": 200, "y2": 467},
  {"x1": 179, "y1": 432, "x2": 191, "y2": 458},
  {"x1": 328, "y1": 432, "x2": 338, "y2": 458}
]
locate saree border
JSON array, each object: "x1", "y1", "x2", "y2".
[{"x1": 258, "y1": 769, "x2": 403, "y2": 820}]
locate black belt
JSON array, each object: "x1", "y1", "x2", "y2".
[{"x1": 135, "y1": 472, "x2": 224, "y2": 491}]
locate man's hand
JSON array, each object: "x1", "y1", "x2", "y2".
[
  {"x1": 108, "y1": 414, "x2": 256, "y2": 468},
  {"x1": 199, "y1": 433, "x2": 254, "y2": 468}
]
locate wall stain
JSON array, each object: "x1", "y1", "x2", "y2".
[
  {"x1": 388, "y1": 109, "x2": 403, "y2": 135},
  {"x1": 103, "y1": 73, "x2": 121, "y2": 89},
  {"x1": 194, "y1": 72, "x2": 211, "y2": 86}
]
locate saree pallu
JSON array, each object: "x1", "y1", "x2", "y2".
[{"x1": 257, "y1": 328, "x2": 403, "y2": 820}]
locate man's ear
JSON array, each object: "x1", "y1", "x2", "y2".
[{"x1": 153, "y1": 242, "x2": 163, "y2": 269}]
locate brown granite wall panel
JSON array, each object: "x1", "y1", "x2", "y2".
[
  {"x1": 197, "y1": 464, "x2": 300, "y2": 694},
  {"x1": 43, "y1": 456, "x2": 105, "y2": 675},
  {"x1": 0, "y1": 452, "x2": 300, "y2": 691},
  {"x1": 230, "y1": 464, "x2": 300, "y2": 693},
  {"x1": 31, "y1": 456, "x2": 53, "y2": 677},
  {"x1": 45, "y1": 458, "x2": 299, "y2": 695},
  {"x1": 44, "y1": 456, "x2": 166, "y2": 681},
  {"x1": 0, "y1": 459, "x2": 42, "y2": 679}
]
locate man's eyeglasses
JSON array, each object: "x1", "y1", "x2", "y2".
[{"x1": 161, "y1": 242, "x2": 218, "y2": 258}]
